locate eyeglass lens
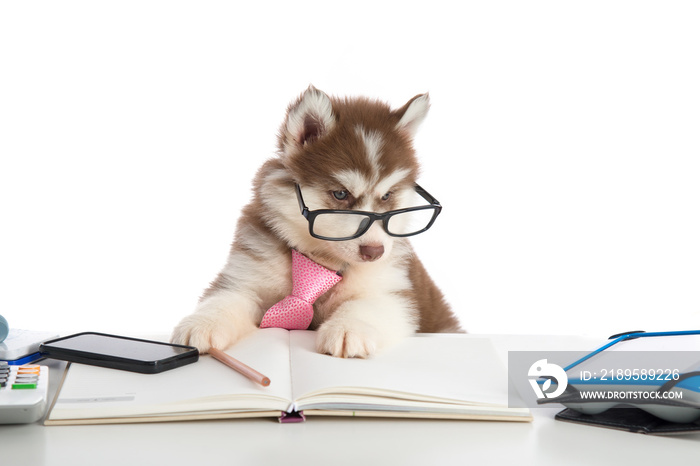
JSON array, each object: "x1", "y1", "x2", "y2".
[{"x1": 312, "y1": 209, "x2": 434, "y2": 239}]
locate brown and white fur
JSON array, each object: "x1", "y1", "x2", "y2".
[{"x1": 171, "y1": 86, "x2": 462, "y2": 358}]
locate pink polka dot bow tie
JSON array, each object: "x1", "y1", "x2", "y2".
[{"x1": 260, "y1": 249, "x2": 343, "y2": 330}]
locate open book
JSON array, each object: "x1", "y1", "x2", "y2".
[{"x1": 45, "y1": 329, "x2": 531, "y2": 425}]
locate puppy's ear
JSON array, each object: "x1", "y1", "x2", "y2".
[
  {"x1": 280, "y1": 85, "x2": 336, "y2": 155},
  {"x1": 393, "y1": 93, "x2": 430, "y2": 138}
]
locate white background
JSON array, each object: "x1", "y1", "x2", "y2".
[{"x1": 1, "y1": 1, "x2": 698, "y2": 338}]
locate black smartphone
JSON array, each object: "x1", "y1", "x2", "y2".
[{"x1": 40, "y1": 332, "x2": 199, "y2": 374}]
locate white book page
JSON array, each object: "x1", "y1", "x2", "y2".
[
  {"x1": 49, "y1": 328, "x2": 294, "y2": 421},
  {"x1": 289, "y1": 332, "x2": 511, "y2": 409}
]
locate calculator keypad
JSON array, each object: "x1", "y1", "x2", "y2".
[{"x1": 0, "y1": 363, "x2": 41, "y2": 389}]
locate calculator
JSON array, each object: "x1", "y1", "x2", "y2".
[{"x1": 0, "y1": 362, "x2": 49, "y2": 424}]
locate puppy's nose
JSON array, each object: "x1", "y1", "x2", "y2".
[{"x1": 359, "y1": 244, "x2": 384, "y2": 262}]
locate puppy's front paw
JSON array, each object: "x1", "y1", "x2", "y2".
[
  {"x1": 171, "y1": 313, "x2": 243, "y2": 354},
  {"x1": 316, "y1": 319, "x2": 380, "y2": 358}
]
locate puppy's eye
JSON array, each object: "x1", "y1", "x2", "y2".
[
  {"x1": 381, "y1": 192, "x2": 392, "y2": 201},
  {"x1": 332, "y1": 190, "x2": 349, "y2": 200}
]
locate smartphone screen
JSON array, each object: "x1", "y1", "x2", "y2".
[{"x1": 41, "y1": 332, "x2": 199, "y2": 374}]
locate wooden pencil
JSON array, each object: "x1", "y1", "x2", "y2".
[{"x1": 208, "y1": 347, "x2": 271, "y2": 387}]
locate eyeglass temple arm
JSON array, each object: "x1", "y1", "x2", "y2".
[
  {"x1": 415, "y1": 184, "x2": 440, "y2": 206},
  {"x1": 295, "y1": 183, "x2": 309, "y2": 216}
]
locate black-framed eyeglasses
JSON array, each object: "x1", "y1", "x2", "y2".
[{"x1": 295, "y1": 183, "x2": 442, "y2": 241}]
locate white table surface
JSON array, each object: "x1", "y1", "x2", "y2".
[{"x1": 1, "y1": 334, "x2": 698, "y2": 466}]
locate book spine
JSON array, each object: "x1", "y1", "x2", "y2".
[{"x1": 279, "y1": 411, "x2": 306, "y2": 423}]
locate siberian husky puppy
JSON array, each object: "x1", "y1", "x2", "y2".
[{"x1": 171, "y1": 86, "x2": 462, "y2": 358}]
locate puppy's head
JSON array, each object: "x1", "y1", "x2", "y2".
[{"x1": 273, "y1": 86, "x2": 430, "y2": 265}]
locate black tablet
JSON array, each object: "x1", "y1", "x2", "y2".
[{"x1": 40, "y1": 332, "x2": 199, "y2": 374}]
